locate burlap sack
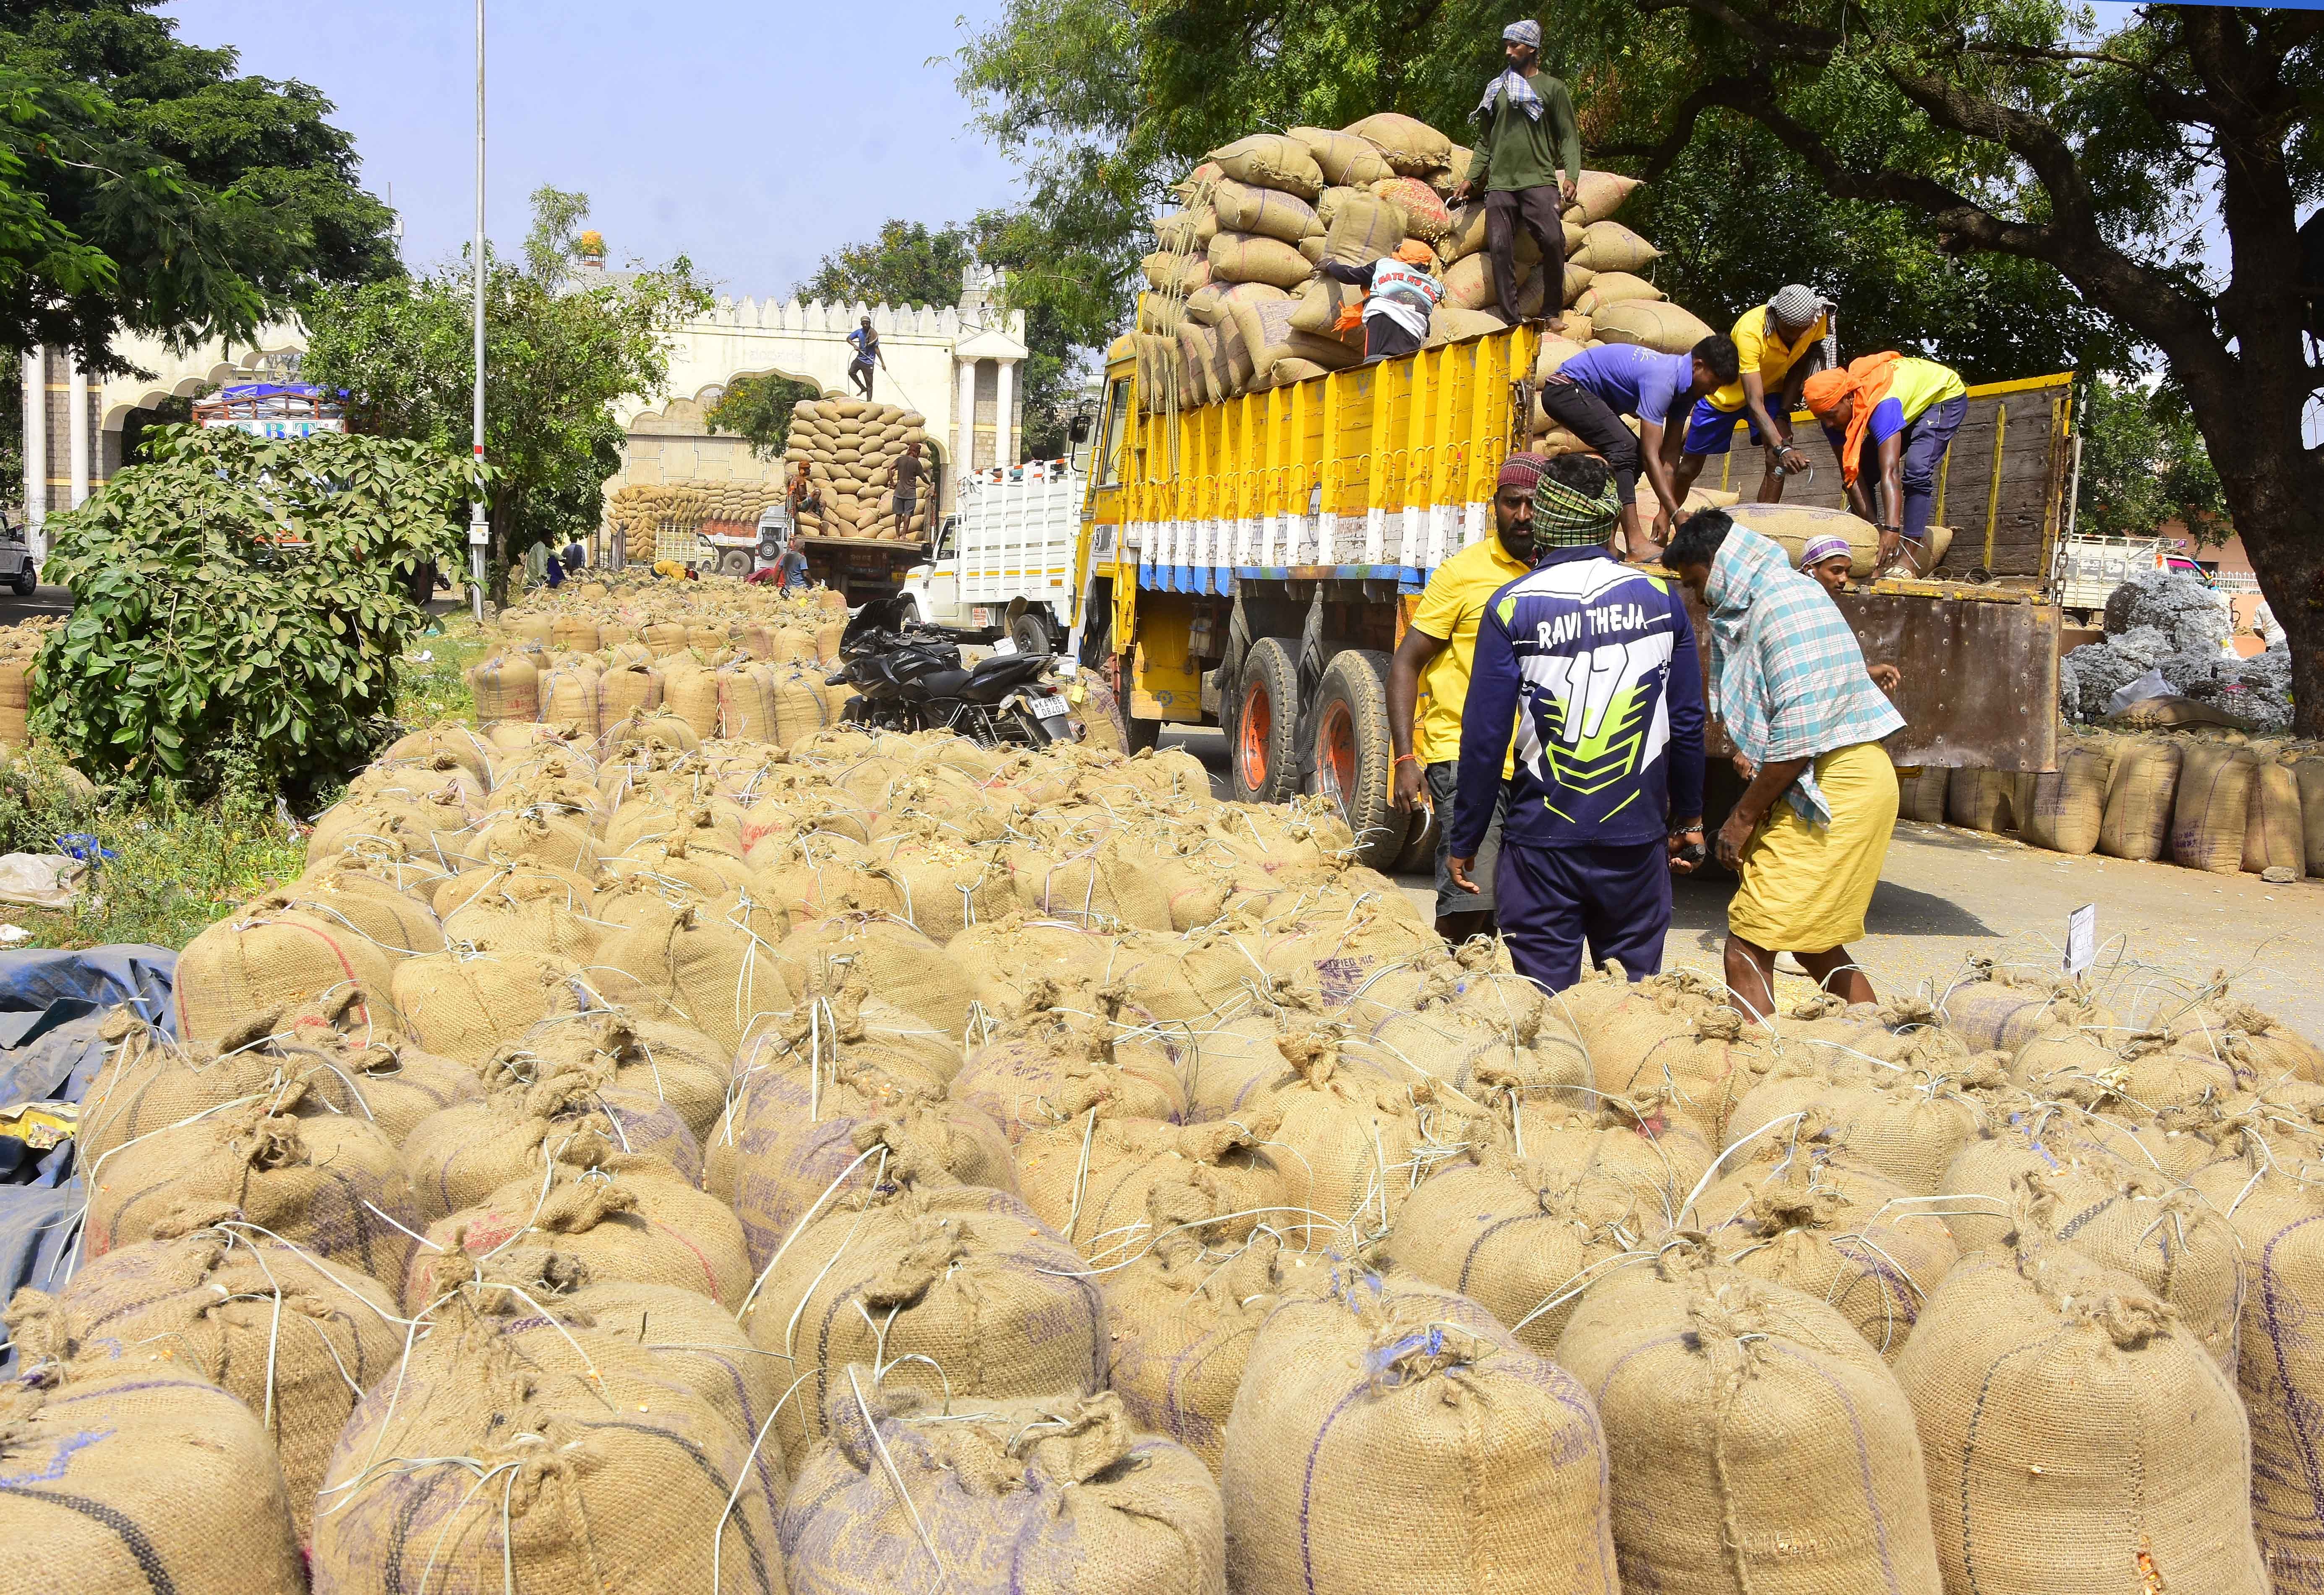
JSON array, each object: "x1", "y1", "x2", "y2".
[
  {"x1": 1340, "y1": 113, "x2": 1450, "y2": 175},
  {"x1": 14, "y1": 1217, "x2": 402, "y2": 1537},
  {"x1": 402, "y1": 1057, "x2": 701, "y2": 1219},
  {"x1": 349, "y1": 750, "x2": 489, "y2": 808},
  {"x1": 2159, "y1": 987, "x2": 2324, "y2": 1082},
  {"x1": 1573, "y1": 271, "x2": 1664, "y2": 315},
  {"x1": 1893, "y1": 1240, "x2": 2265, "y2": 1595},
  {"x1": 1556, "y1": 1244, "x2": 1942, "y2": 1592},
  {"x1": 750, "y1": 839, "x2": 903, "y2": 920},
  {"x1": 780, "y1": 1386, "x2": 1225, "y2": 1595},
  {"x1": 0, "y1": 1354, "x2": 303, "y2": 1592},
  {"x1": 1212, "y1": 176, "x2": 1319, "y2": 245},
  {"x1": 870, "y1": 834, "x2": 1019, "y2": 941},
  {"x1": 744, "y1": 1184, "x2": 1104, "y2": 1472},
  {"x1": 1569, "y1": 219, "x2": 1661, "y2": 273},
  {"x1": 1016, "y1": 1113, "x2": 1284, "y2": 1258},
  {"x1": 2173, "y1": 739, "x2": 2253, "y2": 872},
  {"x1": 1206, "y1": 132, "x2": 1324, "y2": 198},
  {"x1": 85, "y1": 1090, "x2": 423, "y2": 1291},
  {"x1": 2019, "y1": 743, "x2": 2110, "y2": 854},
  {"x1": 413, "y1": 1146, "x2": 751, "y2": 1312},
  {"x1": 1246, "y1": 1031, "x2": 1439, "y2": 1246},
  {"x1": 1695, "y1": 1146, "x2": 1958, "y2": 1359},
  {"x1": 2098, "y1": 735, "x2": 2182, "y2": 860},
  {"x1": 389, "y1": 947, "x2": 585, "y2": 1065},
  {"x1": 1577, "y1": 976, "x2": 1762, "y2": 1139},
  {"x1": 380, "y1": 724, "x2": 494, "y2": 783},
  {"x1": 1426, "y1": 304, "x2": 1508, "y2": 345},
  {"x1": 1896, "y1": 764, "x2": 1950, "y2": 822},
  {"x1": 1289, "y1": 125, "x2": 1395, "y2": 186},
  {"x1": 1945, "y1": 765, "x2": 2017, "y2": 831},
  {"x1": 468, "y1": 652, "x2": 541, "y2": 723},
  {"x1": 1207, "y1": 230, "x2": 1313, "y2": 290},
  {"x1": 593, "y1": 902, "x2": 792, "y2": 1057},
  {"x1": 313, "y1": 1277, "x2": 781, "y2": 1595},
  {"x1": 470, "y1": 808, "x2": 599, "y2": 875},
  {"x1": 1002, "y1": 832, "x2": 1179, "y2": 931},
  {"x1": 952, "y1": 992, "x2": 1185, "y2": 1142},
  {"x1": 1567, "y1": 169, "x2": 1642, "y2": 223},
  {"x1": 2244, "y1": 753, "x2": 2306, "y2": 877},
  {"x1": 1935, "y1": 960, "x2": 2110, "y2": 1052},
  {"x1": 172, "y1": 899, "x2": 405, "y2": 1047},
  {"x1": 1725, "y1": 1056, "x2": 2000, "y2": 1196},
  {"x1": 1225, "y1": 1271, "x2": 1618, "y2": 1594},
  {"x1": 775, "y1": 912, "x2": 977, "y2": 1036},
  {"x1": 1509, "y1": 1093, "x2": 1713, "y2": 1217}
]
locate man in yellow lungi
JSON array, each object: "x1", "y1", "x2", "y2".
[{"x1": 1663, "y1": 508, "x2": 1904, "y2": 1022}]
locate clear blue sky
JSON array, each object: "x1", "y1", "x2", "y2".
[{"x1": 162, "y1": 0, "x2": 1024, "y2": 300}]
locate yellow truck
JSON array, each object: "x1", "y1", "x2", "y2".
[{"x1": 1071, "y1": 319, "x2": 2076, "y2": 867}]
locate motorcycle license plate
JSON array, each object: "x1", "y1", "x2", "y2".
[{"x1": 1029, "y1": 694, "x2": 1071, "y2": 720}]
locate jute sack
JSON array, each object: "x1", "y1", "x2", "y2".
[
  {"x1": 2159, "y1": 986, "x2": 2324, "y2": 1081},
  {"x1": 1565, "y1": 169, "x2": 1642, "y2": 224},
  {"x1": 1207, "y1": 230, "x2": 1314, "y2": 290},
  {"x1": 2244, "y1": 753, "x2": 2306, "y2": 876},
  {"x1": 1556, "y1": 1244, "x2": 1942, "y2": 1592},
  {"x1": 0, "y1": 1354, "x2": 303, "y2": 1593},
  {"x1": 1938, "y1": 1148, "x2": 2240, "y2": 1369},
  {"x1": 952, "y1": 995, "x2": 1185, "y2": 1143},
  {"x1": 1288, "y1": 125, "x2": 1394, "y2": 186},
  {"x1": 1224, "y1": 1271, "x2": 1619, "y2": 1595},
  {"x1": 389, "y1": 947, "x2": 585, "y2": 1065},
  {"x1": 540, "y1": 663, "x2": 601, "y2": 734},
  {"x1": 172, "y1": 900, "x2": 404, "y2": 1047},
  {"x1": 1426, "y1": 305, "x2": 1508, "y2": 345},
  {"x1": 312, "y1": 1277, "x2": 781, "y2": 1595},
  {"x1": 1569, "y1": 220, "x2": 1660, "y2": 273},
  {"x1": 470, "y1": 808, "x2": 599, "y2": 875},
  {"x1": 2188, "y1": 1150, "x2": 2324, "y2": 1589},
  {"x1": 402, "y1": 1056, "x2": 701, "y2": 1219},
  {"x1": 592, "y1": 902, "x2": 792, "y2": 1057},
  {"x1": 1374, "y1": 175, "x2": 1448, "y2": 239},
  {"x1": 84, "y1": 1090, "x2": 423, "y2": 1292},
  {"x1": 1207, "y1": 132, "x2": 1324, "y2": 198},
  {"x1": 2173, "y1": 739, "x2": 2253, "y2": 872},
  {"x1": 2019, "y1": 743, "x2": 2110, "y2": 854},
  {"x1": 2098, "y1": 735, "x2": 2182, "y2": 860},
  {"x1": 1893, "y1": 1239, "x2": 2266, "y2": 1595},
  {"x1": 1212, "y1": 177, "x2": 1319, "y2": 244},
  {"x1": 1724, "y1": 1055, "x2": 2002, "y2": 1196},
  {"x1": 523, "y1": 1001, "x2": 766, "y2": 1136},
  {"x1": 744, "y1": 1183, "x2": 1105, "y2": 1472},
  {"x1": 1572, "y1": 270, "x2": 1663, "y2": 315},
  {"x1": 872, "y1": 833, "x2": 1019, "y2": 941},
  {"x1": 14, "y1": 1215, "x2": 402, "y2": 1538},
  {"x1": 1694, "y1": 1147, "x2": 1958, "y2": 1359},
  {"x1": 468, "y1": 653, "x2": 541, "y2": 723},
  {"x1": 1509, "y1": 1093, "x2": 1713, "y2": 1217},
  {"x1": 1588, "y1": 298, "x2": 1715, "y2": 356},
  {"x1": 439, "y1": 881, "x2": 605, "y2": 966},
  {"x1": 776, "y1": 911, "x2": 975, "y2": 1034},
  {"x1": 1387, "y1": 1154, "x2": 1663, "y2": 1349},
  {"x1": 1579, "y1": 979, "x2": 1760, "y2": 1140},
  {"x1": 749, "y1": 838, "x2": 903, "y2": 920},
  {"x1": 413, "y1": 1142, "x2": 752, "y2": 1312},
  {"x1": 779, "y1": 1386, "x2": 1225, "y2": 1595},
  {"x1": 549, "y1": 613, "x2": 600, "y2": 653},
  {"x1": 1340, "y1": 113, "x2": 1451, "y2": 175},
  {"x1": 948, "y1": 916, "x2": 1128, "y2": 1023},
  {"x1": 1002, "y1": 833, "x2": 1180, "y2": 932},
  {"x1": 1016, "y1": 1113, "x2": 1284, "y2": 1258},
  {"x1": 1936, "y1": 960, "x2": 2110, "y2": 1053},
  {"x1": 1251, "y1": 1031, "x2": 1436, "y2": 1247},
  {"x1": 379, "y1": 724, "x2": 495, "y2": 783},
  {"x1": 2297, "y1": 755, "x2": 2324, "y2": 875},
  {"x1": 1722, "y1": 500, "x2": 1883, "y2": 577},
  {"x1": 1947, "y1": 765, "x2": 2017, "y2": 830}
]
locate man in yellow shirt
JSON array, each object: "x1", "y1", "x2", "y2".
[
  {"x1": 1387, "y1": 452, "x2": 1543, "y2": 941},
  {"x1": 1672, "y1": 285, "x2": 1830, "y2": 507}
]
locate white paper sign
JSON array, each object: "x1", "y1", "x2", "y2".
[{"x1": 2064, "y1": 903, "x2": 2097, "y2": 977}]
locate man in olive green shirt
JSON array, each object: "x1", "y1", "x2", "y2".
[{"x1": 1452, "y1": 19, "x2": 1582, "y2": 329}]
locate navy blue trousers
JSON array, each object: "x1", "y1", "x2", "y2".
[{"x1": 1494, "y1": 839, "x2": 1671, "y2": 993}]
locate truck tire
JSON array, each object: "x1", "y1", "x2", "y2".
[
  {"x1": 1011, "y1": 611, "x2": 1049, "y2": 655},
  {"x1": 1114, "y1": 676, "x2": 1161, "y2": 753},
  {"x1": 1392, "y1": 801, "x2": 1439, "y2": 876},
  {"x1": 1232, "y1": 637, "x2": 1300, "y2": 804},
  {"x1": 1312, "y1": 648, "x2": 1411, "y2": 870},
  {"x1": 716, "y1": 548, "x2": 753, "y2": 580}
]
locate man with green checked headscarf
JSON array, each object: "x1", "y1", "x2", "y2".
[{"x1": 1447, "y1": 452, "x2": 1708, "y2": 992}]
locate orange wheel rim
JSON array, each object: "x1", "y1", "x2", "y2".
[
  {"x1": 1239, "y1": 681, "x2": 1272, "y2": 787},
  {"x1": 1319, "y1": 702, "x2": 1356, "y2": 817}
]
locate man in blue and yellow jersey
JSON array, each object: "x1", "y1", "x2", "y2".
[
  {"x1": 1387, "y1": 452, "x2": 1545, "y2": 944},
  {"x1": 1448, "y1": 452, "x2": 1706, "y2": 992},
  {"x1": 1672, "y1": 284, "x2": 1830, "y2": 507},
  {"x1": 1802, "y1": 351, "x2": 1969, "y2": 574}
]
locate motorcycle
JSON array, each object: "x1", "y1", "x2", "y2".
[{"x1": 829, "y1": 595, "x2": 1079, "y2": 746}]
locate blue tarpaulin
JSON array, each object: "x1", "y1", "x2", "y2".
[{"x1": 0, "y1": 945, "x2": 175, "y2": 1325}]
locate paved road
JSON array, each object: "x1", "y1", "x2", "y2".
[
  {"x1": 1160, "y1": 725, "x2": 2324, "y2": 1039},
  {"x1": 0, "y1": 584, "x2": 73, "y2": 623}
]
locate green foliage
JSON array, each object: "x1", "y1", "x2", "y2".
[
  {"x1": 706, "y1": 371, "x2": 823, "y2": 460},
  {"x1": 0, "y1": 0, "x2": 399, "y2": 369},
  {"x1": 2075, "y1": 375, "x2": 2230, "y2": 546},
  {"x1": 797, "y1": 219, "x2": 977, "y2": 309},
  {"x1": 31, "y1": 426, "x2": 480, "y2": 796},
  {"x1": 301, "y1": 188, "x2": 710, "y2": 603},
  {"x1": 524, "y1": 183, "x2": 594, "y2": 285}
]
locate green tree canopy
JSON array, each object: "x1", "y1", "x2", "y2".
[
  {"x1": 796, "y1": 219, "x2": 975, "y2": 309},
  {"x1": 705, "y1": 371, "x2": 822, "y2": 460},
  {"x1": 0, "y1": 0, "x2": 399, "y2": 371},
  {"x1": 301, "y1": 188, "x2": 710, "y2": 604},
  {"x1": 2076, "y1": 374, "x2": 2230, "y2": 546}
]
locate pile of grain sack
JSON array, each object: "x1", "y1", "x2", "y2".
[
  {"x1": 781, "y1": 397, "x2": 932, "y2": 542},
  {"x1": 14, "y1": 690, "x2": 2324, "y2": 1593},
  {"x1": 0, "y1": 616, "x2": 55, "y2": 748},
  {"x1": 608, "y1": 480, "x2": 784, "y2": 564},
  {"x1": 2062, "y1": 565, "x2": 2293, "y2": 734},
  {"x1": 1139, "y1": 115, "x2": 1712, "y2": 408}
]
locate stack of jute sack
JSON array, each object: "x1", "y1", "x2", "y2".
[
  {"x1": 1899, "y1": 725, "x2": 2321, "y2": 884},
  {"x1": 465, "y1": 580, "x2": 855, "y2": 742},
  {"x1": 1138, "y1": 112, "x2": 1715, "y2": 407},
  {"x1": 781, "y1": 397, "x2": 931, "y2": 542},
  {"x1": 10, "y1": 685, "x2": 2323, "y2": 1591},
  {"x1": 0, "y1": 616, "x2": 55, "y2": 747}
]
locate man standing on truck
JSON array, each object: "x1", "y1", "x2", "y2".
[
  {"x1": 1314, "y1": 242, "x2": 1445, "y2": 363},
  {"x1": 1388, "y1": 451, "x2": 1545, "y2": 944},
  {"x1": 847, "y1": 316, "x2": 880, "y2": 400},
  {"x1": 1671, "y1": 285, "x2": 1830, "y2": 507},
  {"x1": 1451, "y1": 20, "x2": 1581, "y2": 330},
  {"x1": 1539, "y1": 335, "x2": 1739, "y2": 561},
  {"x1": 1801, "y1": 351, "x2": 1967, "y2": 574},
  {"x1": 1446, "y1": 452, "x2": 1706, "y2": 991}
]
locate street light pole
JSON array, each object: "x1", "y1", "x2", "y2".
[{"x1": 467, "y1": 0, "x2": 488, "y2": 622}]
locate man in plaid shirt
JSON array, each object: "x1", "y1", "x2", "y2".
[{"x1": 1664, "y1": 509, "x2": 1905, "y2": 1021}]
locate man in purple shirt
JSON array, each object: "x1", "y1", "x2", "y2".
[{"x1": 1539, "y1": 335, "x2": 1736, "y2": 561}]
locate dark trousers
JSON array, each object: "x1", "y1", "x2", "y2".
[
  {"x1": 849, "y1": 357, "x2": 875, "y2": 398},
  {"x1": 1364, "y1": 316, "x2": 1425, "y2": 363},
  {"x1": 1494, "y1": 839, "x2": 1671, "y2": 993},
  {"x1": 1899, "y1": 396, "x2": 1966, "y2": 543},
  {"x1": 1538, "y1": 379, "x2": 1642, "y2": 506},
  {"x1": 1484, "y1": 186, "x2": 1568, "y2": 325}
]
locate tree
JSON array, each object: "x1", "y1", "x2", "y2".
[
  {"x1": 1556, "y1": 1, "x2": 2322, "y2": 729},
  {"x1": 797, "y1": 219, "x2": 976, "y2": 310},
  {"x1": 0, "y1": 1, "x2": 399, "y2": 371},
  {"x1": 301, "y1": 189, "x2": 709, "y2": 606},
  {"x1": 705, "y1": 371, "x2": 822, "y2": 459},
  {"x1": 32, "y1": 425, "x2": 478, "y2": 796},
  {"x1": 2076, "y1": 373, "x2": 2230, "y2": 546}
]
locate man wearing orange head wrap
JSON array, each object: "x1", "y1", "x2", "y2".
[
  {"x1": 1316, "y1": 240, "x2": 1446, "y2": 363},
  {"x1": 1800, "y1": 351, "x2": 1966, "y2": 573}
]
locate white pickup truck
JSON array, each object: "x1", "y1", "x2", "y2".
[
  {"x1": 898, "y1": 461, "x2": 1080, "y2": 653},
  {"x1": 2055, "y1": 535, "x2": 2212, "y2": 621}
]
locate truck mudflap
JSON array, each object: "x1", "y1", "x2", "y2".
[{"x1": 1686, "y1": 581, "x2": 2061, "y2": 773}]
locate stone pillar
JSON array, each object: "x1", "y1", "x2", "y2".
[
  {"x1": 955, "y1": 360, "x2": 976, "y2": 491},
  {"x1": 994, "y1": 359, "x2": 1016, "y2": 469},
  {"x1": 66, "y1": 355, "x2": 89, "y2": 509},
  {"x1": 21, "y1": 351, "x2": 42, "y2": 550}
]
